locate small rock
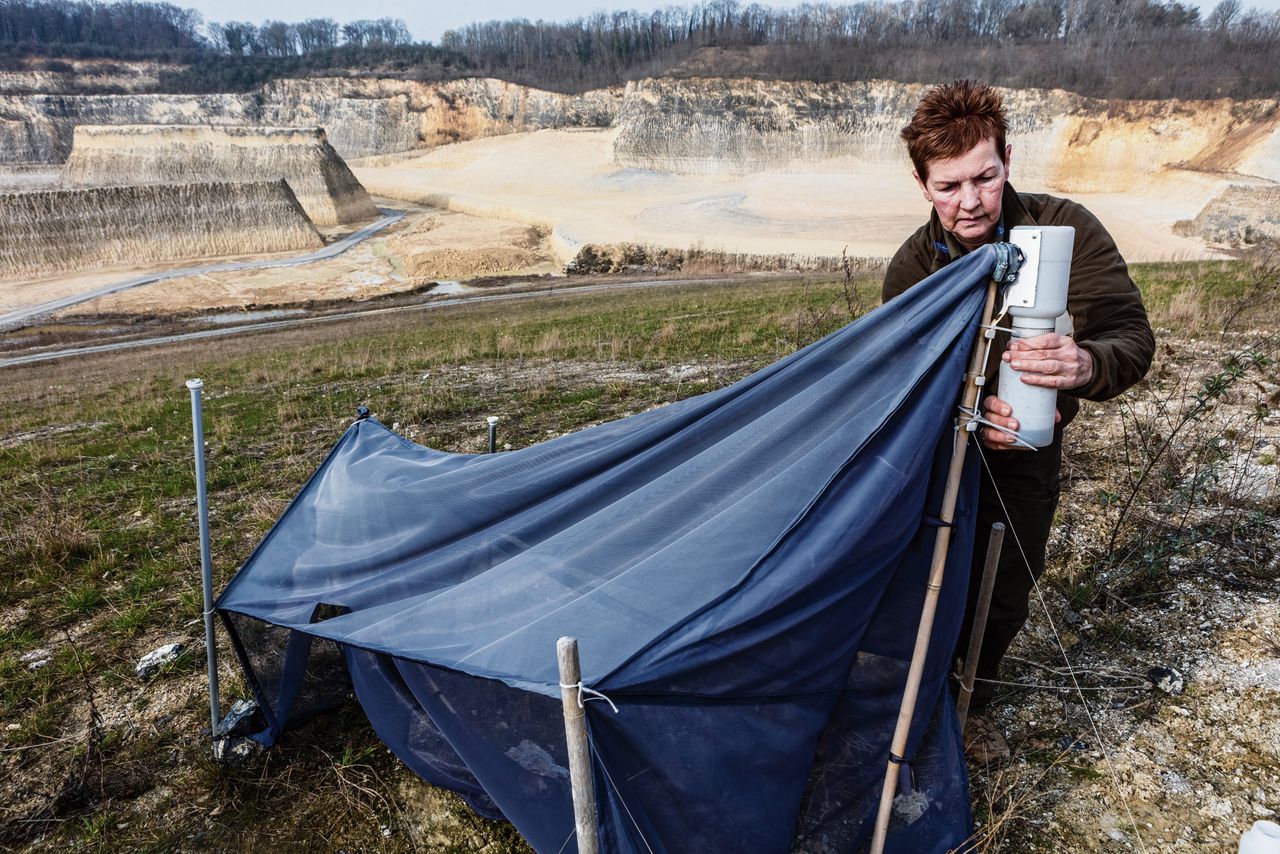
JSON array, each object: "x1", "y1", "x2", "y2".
[
  {"x1": 893, "y1": 790, "x2": 930, "y2": 824},
  {"x1": 504, "y1": 740, "x2": 568, "y2": 780},
  {"x1": 20, "y1": 649, "x2": 51, "y2": 670},
  {"x1": 1147, "y1": 666, "x2": 1185, "y2": 695},
  {"x1": 208, "y1": 804, "x2": 225, "y2": 817},
  {"x1": 135, "y1": 643, "x2": 183, "y2": 679},
  {"x1": 5, "y1": 723, "x2": 20, "y2": 731},
  {"x1": 212, "y1": 735, "x2": 261, "y2": 764},
  {"x1": 214, "y1": 699, "x2": 261, "y2": 739},
  {"x1": 1161, "y1": 770, "x2": 1193, "y2": 795},
  {"x1": 1199, "y1": 797, "x2": 1233, "y2": 819}
]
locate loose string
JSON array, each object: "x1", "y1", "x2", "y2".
[
  {"x1": 587, "y1": 728, "x2": 656, "y2": 854},
  {"x1": 559, "y1": 681, "x2": 620, "y2": 714}
]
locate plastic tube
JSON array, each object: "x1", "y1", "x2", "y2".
[
  {"x1": 999, "y1": 225, "x2": 1075, "y2": 447},
  {"x1": 1240, "y1": 820, "x2": 1280, "y2": 854}
]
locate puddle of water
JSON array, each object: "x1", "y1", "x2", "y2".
[
  {"x1": 428, "y1": 281, "x2": 469, "y2": 294},
  {"x1": 189, "y1": 308, "x2": 307, "y2": 325}
]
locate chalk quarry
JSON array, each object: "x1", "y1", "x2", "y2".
[{"x1": 0, "y1": 66, "x2": 1278, "y2": 305}]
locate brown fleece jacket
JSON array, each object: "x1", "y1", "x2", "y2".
[{"x1": 882, "y1": 181, "x2": 1155, "y2": 428}]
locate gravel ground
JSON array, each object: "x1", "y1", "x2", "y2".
[{"x1": 966, "y1": 323, "x2": 1280, "y2": 852}]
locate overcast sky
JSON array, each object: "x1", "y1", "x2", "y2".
[{"x1": 181, "y1": 0, "x2": 1280, "y2": 43}]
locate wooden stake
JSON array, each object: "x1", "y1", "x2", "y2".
[
  {"x1": 957, "y1": 522, "x2": 1006, "y2": 731},
  {"x1": 557, "y1": 636, "x2": 600, "y2": 854},
  {"x1": 869, "y1": 277, "x2": 999, "y2": 854}
]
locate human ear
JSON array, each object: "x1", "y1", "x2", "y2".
[
  {"x1": 1003, "y1": 144, "x2": 1012, "y2": 176},
  {"x1": 912, "y1": 170, "x2": 931, "y2": 202}
]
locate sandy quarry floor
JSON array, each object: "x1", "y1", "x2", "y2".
[{"x1": 355, "y1": 127, "x2": 1227, "y2": 265}]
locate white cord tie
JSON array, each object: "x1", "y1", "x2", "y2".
[
  {"x1": 958, "y1": 405, "x2": 1039, "y2": 451},
  {"x1": 560, "y1": 681, "x2": 620, "y2": 714}
]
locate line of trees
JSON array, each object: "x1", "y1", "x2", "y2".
[
  {"x1": 206, "y1": 17, "x2": 413, "y2": 57},
  {"x1": 0, "y1": 0, "x2": 204, "y2": 53},
  {"x1": 0, "y1": 1, "x2": 414, "y2": 58},
  {"x1": 1, "y1": 0, "x2": 1278, "y2": 99},
  {"x1": 438, "y1": 0, "x2": 1280, "y2": 96}
]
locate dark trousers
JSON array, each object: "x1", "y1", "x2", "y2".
[{"x1": 954, "y1": 425, "x2": 1064, "y2": 712}]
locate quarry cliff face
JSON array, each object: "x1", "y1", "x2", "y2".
[
  {"x1": 612, "y1": 77, "x2": 1280, "y2": 193},
  {"x1": 0, "y1": 77, "x2": 622, "y2": 165},
  {"x1": 63, "y1": 125, "x2": 379, "y2": 225},
  {"x1": 263, "y1": 78, "x2": 620, "y2": 153},
  {"x1": 0, "y1": 180, "x2": 321, "y2": 281},
  {"x1": 8, "y1": 71, "x2": 1277, "y2": 198},
  {"x1": 0, "y1": 59, "x2": 181, "y2": 96}
]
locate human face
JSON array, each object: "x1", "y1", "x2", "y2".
[{"x1": 914, "y1": 139, "x2": 1012, "y2": 252}]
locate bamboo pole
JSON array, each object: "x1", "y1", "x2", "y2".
[
  {"x1": 869, "y1": 277, "x2": 999, "y2": 854},
  {"x1": 957, "y1": 522, "x2": 1006, "y2": 730},
  {"x1": 557, "y1": 636, "x2": 600, "y2": 854}
]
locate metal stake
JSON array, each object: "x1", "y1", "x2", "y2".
[
  {"x1": 957, "y1": 522, "x2": 1005, "y2": 730},
  {"x1": 557, "y1": 636, "x2": 599, "y2": 854},
  {"x1": 487, "y1": 416, "x2": 499, "y2": 454},
  {"x1": 186, "y1": 378, "x2": 220, "y2": 736},
  {"x1": 870, "y1": 275, "x2": 1000, "y2": 854}
]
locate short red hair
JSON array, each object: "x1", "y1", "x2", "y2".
[{"x1": 901, "y1": 80, "x2": 1009, "y2": 180}]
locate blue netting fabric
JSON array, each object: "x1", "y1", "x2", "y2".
[{"x1": 217, "y1": 246, "x2": 1002, "y2": 853}]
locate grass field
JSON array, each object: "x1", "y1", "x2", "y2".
[{"x1": 1, "y1": 261, "x2": 1276, "y2": 850}]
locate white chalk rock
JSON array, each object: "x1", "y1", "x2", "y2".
[{"x1": 135, "y1": 642, "x2": 183, "y2": 679}]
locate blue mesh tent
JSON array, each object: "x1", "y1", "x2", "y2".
[{"x1": 217, "y1": 246, "x2": 1003, "y2": 852}]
